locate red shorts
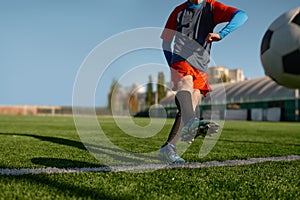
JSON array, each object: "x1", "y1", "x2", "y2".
[{"x1": 171, "y1": 61, "x2": 211, "y2": 97}]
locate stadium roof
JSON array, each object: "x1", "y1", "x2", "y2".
[{"x1": 160, "y1": 76, "x2": 298, "y2": 106}]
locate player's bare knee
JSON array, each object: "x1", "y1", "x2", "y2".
[
  {"x1": 193, "y1": 90, "x2": 201, "y2": 101},
  {"x1": 192, "y1": 89, "x2": 201, "y2": 109},
  {"x1": 177, "y1": 76, "x2": 193, "y2": 91}
]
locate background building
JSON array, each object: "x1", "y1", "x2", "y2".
[
  {"x1": 208, "y1": 66, "x2": 245, "y2": 83},
  {"x1": 160, "y1": 76, "x2": 300, "y2": 122}
]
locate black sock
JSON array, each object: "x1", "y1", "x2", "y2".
[
  {"x1": 161, "y1": 112, "x2": 182, "y2": 148},
  {"x1": 175, "y1": 90, "x2": 196, "y2": 124}
]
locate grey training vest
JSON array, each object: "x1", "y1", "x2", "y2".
[{"x1": 172, "y1": 2, "x2": 215, "y2": 73}]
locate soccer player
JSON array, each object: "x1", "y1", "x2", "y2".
[{"x1": 159, "y1": 0, "x2": 248, "y2": 163}]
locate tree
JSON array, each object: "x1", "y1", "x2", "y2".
[
  {"x1": 128, "y1": 84, "x2": 140, "y2": 115},
  {"x1": 209, "y1": 72, "x2": 231, "y2": 84},
  {"x1": 145, "y1": 75, "x2": 153, "y2": 107},
  {"x1": 157, "y1": 72, "x2": 166, "y2": 103},
  {"x1": 220, "y1": 73, "x2": 231, "y2": 83},
  {"x1": 107, "y1": 79, "x2": 120, "y2": 109}
]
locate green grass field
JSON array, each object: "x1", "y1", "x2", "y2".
[{"x1": 0, "y1": 114, "x2": 299, "y2": 199}]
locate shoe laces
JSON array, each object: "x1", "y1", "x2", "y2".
[{"x1": 167, "y1": 144, "x2": 180, "y2": 158}]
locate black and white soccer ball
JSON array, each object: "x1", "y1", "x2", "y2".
[{"x1": 260, "y1": 7, "x2": 300, "y2": 88}]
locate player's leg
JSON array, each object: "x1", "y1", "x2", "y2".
[
  {"x1": 159, "y1": 63, "x2": 206, "y2": 163},
  {"x1": 192, "y1": 89, "x2": 201, "y2": 110},
  {"x1": 180, "y1": 72, "x2": 220, "y2": 143},
  {"x1": 163, "y1": 112, "x2": 182, "y2": 146},
  {"x1": 161, "y1": 80, "x2": 199, "y2": 147},
  {"x1": 175, "y1": 76, "x2": 206, "y2": 143},
  {"x1": 175, "y1": 75, "x2": 197, "y2": 123},
  {"x1": 159, "y1": 75, "x2": 194, "y2": 164}
]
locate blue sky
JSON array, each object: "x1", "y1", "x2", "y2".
[{"x1": 1, "y1": 0, "x2": 299, "y2": 107}]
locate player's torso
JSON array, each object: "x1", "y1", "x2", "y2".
[{"x1": 172, "y1": 2, "x2": 215, "y2": 72}]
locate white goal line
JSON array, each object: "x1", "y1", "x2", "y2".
[{"x1": 1, "y1": 155, "x2": 299, "y2": 176}]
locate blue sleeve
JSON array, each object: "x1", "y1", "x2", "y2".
[
  {"x1": 162, "y1": 41, "x2": 172, "y2": 66},
  {"x1": 218, "y1": 10, "x2": 248, "y2": 39}
]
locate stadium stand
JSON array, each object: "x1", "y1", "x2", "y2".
[{"x1": 159, "y1": 76, "x2": 300, "y2": 122}]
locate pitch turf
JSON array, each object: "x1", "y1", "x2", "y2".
[{"x1": 0, "y1": 114, "x2": 299, "y2": 199}]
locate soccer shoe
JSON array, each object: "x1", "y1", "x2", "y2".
[
  {"x1": 180, "y1": 117, "x2": 201, "y2": 144},
  {"x1": 193, "y1": 120, "x2": 220, "y2": 140},
  {"x1": 181, "y1": 118, "x2": 220, "y2": 143},
  {"x1": 158, "y1": 143, "x2": 185, "y2": 164}
]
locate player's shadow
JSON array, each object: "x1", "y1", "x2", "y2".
[
  {"x1": 0, "y1": 132, "x2": 160, "y2": 167},
  {"x1": 0, "y1": 132, "x2": 87, "y2": 150},
  {"x1": 31, "y1": 158, "x2": 103, "y2": 168}
]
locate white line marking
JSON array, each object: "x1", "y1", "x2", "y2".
[{"x1": 1, "y1": 155, "x2": 299, "y2": 176}]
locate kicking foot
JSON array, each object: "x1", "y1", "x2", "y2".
[{"x1": 181, "y1": 118, "x2": 220, "y2": 143}]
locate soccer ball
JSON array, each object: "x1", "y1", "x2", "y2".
[{"x1": 260, "y1": 7, "x2": 300, "y2": 88}]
